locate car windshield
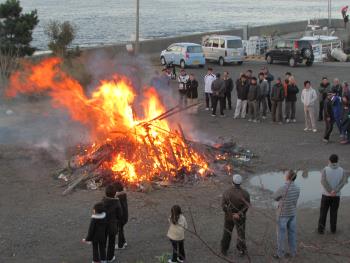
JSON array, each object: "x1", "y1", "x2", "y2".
[
  {"x1": 187, "y1": 46, "x2": 203, "y2": 53},
  {"x1": 227, "y1": 40, "x2": 242, "y2": 48}
]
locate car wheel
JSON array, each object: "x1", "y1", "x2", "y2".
[
  {"x1": 306, "y1": 60, "x2": 313, "y2": 67},
  {"x1": 289, "y1": 57, "x2": 296, "y2": 67},
  {"x1": 237, "y1": 61, "x2": 243, "y2": 65},
  {"x1": 180, "y1": 60, "x2": 186, "y2": 69},
  {"x1": 266, "y1": 55, "x2": 273, "y2": 64},
  {"x1": 160, "y1": 56, "x2": 166, "y2": 65},
  {"x1": 302, "y1": 48, "x2": 312, "y2": 59},
  {"x1": 219, "y1": 57, "x2": 225, "y2": 66}
]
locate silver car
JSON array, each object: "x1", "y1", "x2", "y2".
[{"x1": 202, "y1": 35, "x2": 245, "y2": 66}]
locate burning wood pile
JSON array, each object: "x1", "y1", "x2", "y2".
[{"x1": 6, "y1": 57, "x2": 252, "y2": 194}]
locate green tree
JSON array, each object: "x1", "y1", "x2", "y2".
[
  {"x1": 45, "y1": 20, "x2": 77, "y2": 58},
  {"x1": 0, "y1": 0, "x2": 39, "y2": 56}
]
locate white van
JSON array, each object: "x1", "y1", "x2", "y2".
[{"x1": 202, "y1": 35, "x2": 245, "y2": 66}]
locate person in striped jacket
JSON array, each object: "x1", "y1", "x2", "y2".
[{"x1": 272, "y1": 170, "x2": 300, "y2": 259}]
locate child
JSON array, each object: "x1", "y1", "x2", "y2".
[
  {"x1": 167, "y1": 205, "x2": 188, "y2": 263},
  {"x1": 83, "y1": 202, "x2": 107, "y2": 263},
  {"x1": 113, "y1": 181, "x2": 128, "y2": 250}
]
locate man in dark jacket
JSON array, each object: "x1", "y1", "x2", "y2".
[
  {"x1": 271, "y1": 78, "x2": 285, "y2": 123},
  {"x1": 285, "y1": 81, "x2": 299, "y2": 123},
  {"x1": 234, "y1": 74, "x2": 249, "y2": 119},
  {"x1": 113, "y1": 181, "x2": 129, "y2": 250},
  {"x1": 221, "y1": 174, "x2": 250, "y2": 257},
  {"x1": 262, "y1": 67, "x2": 274, "y2": 112},
  {"x1": 318, "y1": 77, "x2": 331, "y2": 121},
  {"x1": 211, "y1": 73, "x2": 226, "y2": 117},
  {"x1": 102, "y1": 184, "x2": 123, "y2": 262},
  {"x1": 84, "y1": 202, "x2": 107, "y2": 263},
  {"x1": 323, "y1": 92, "x2": 336, "y2": 143},
  {"x1": 247, "y1": 77, "x2": 259, "y2": 122},
  {"x1": 223, "y1": 71, "x2": 234, "y2": 110},
  {"x1": 257, "y1": 72, "x2": 269, "y2": 120},
  {"x1": 186, "y1": 73, "x2": 199, "y2": 114}
]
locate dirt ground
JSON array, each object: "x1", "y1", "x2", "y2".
[{"x1": 1, "y1": 60, "x2": 350, "y2": 263}]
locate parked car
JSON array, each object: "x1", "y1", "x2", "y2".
[
  {"x1": 160, "y1": 43, "x2": 205, "y2": 68},
  {"x1": 202, "y1": 35, "x2": 245, "y2": 66},
  {"x1": 265, "y1": 39, "x2": 314, "y2": 67}
]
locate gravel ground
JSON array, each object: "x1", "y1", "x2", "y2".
[{"x1": 0, "y1": 60, "x2": 350, "y2": 263}]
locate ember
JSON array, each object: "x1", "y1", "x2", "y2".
[{"x1": 6, "y1": 57, "x2": 210, "y2": 192}]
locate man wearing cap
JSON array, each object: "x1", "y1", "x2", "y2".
[
  {"x1": 272, "y1": 170, "x2": 300, "y2": 259},
  {"x1": 318, "y1": 77, "x2": 331, "y2": 121},
  {"x1": 221, "y1": 174, "x2": 250, "y2": 257},
  {"x1": 204, "y1": 68, "x2": 216, "y2": 110},
  {"x1": 271, "y1": 78, "x2": 285, "y2": 124}
]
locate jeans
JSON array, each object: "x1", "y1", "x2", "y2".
[
  {"x1": 248, "y1": 100, "x2": 257, "y2": 120},
  {"x1": 267, "y1": 95, "x2": 272, "y2": 112},
  {"x1": 170, "y1": 239, "x2": 185, "y2": 261},
  {"x1": 258, "y1": 97, "x2": 268, "y2": 118},
  {"x1": 285, "y1": 101, "x2": 296, "y2": 120},
  {"x1": 221, "y1": 217, "x2": 247, "y2": 254},
  {"x1": 341, "y1": 118, "x2": 350, "y2": 139},
  {"x1": 277, "y1": 216, "x2": 297, "y2": 258},
  {"x1": 118, "y1": 223, "x2": 126, "y2": 248},
  {"x1": 234, "y1": 99, "x2": 248, "y2": 118},
  {"x1": 304, "y1": 105, "x2": 317, "y2": 129},
  {"x1": 178, "y1": 92, "x2": 187, "y2": 108},
  {"x1": 212, "y1": 96, "x2": 225, "y2": 115},
  {"x1": 92, "y1": 241, "x2": 106, "y2": 262},
  {"x1": 271, "y1": 101, "x2": 283, "y2": 122},
  {"x1": 324, "y1": 119, "x2": 335, "y2": 140},
  {"x1": 225, "y1": 92, "x2": 232, "y2": 109},
  {"x1": 318, "y1": 195, "x2": 340, "y2": 233},
  {"x1": 205, "y1": 93, "x2": 212, "y2": 108}
]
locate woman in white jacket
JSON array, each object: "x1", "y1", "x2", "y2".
[
  {"x1": 167, "y1": 205, "x2": 188, "y2": 263},
  {"x1": 301, "y1": 80, "x2": 318, "y2": 132}
]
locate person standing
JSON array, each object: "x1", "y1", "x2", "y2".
[
  {"x1": 204, "y1": 68, "x2": 216, "y2": 110},
  {"x1": 167, "y1": 205, "x2": 187, "y2": 263},
  {"x1": 283, "y1": 72, "x2": 293, "y2": 119},
  {"x1": 340, "y1": 95, "x2": 350, "y2": 144},
  {"x1": 341, "y1": 6, "x2": 349, "y2": 28},
  {"x1": 82, "y1": 202, "x2": 107, "y2": 263},
  {"x1": 223, "y1": 71, "x2": 234, "y2": 110},
  {"x1": 342, "y1": 82, "x2": 350, "y2": 98},
  {"x1": 318, "y1": 154, "x2": 348, "y2": 234},
  {"x1": 332, "y1": 94, "x2": 343, "y2": 133},
  {"x1": 318, "y1": 77, "x2": 331, "y2": 121},
  {"x1": 247, "y1": 77, "x2": 259, "y2": 122},
  {"x1": 262, "y1": 67, "x2": 274, "y2": 112},
  {"x1": 301, "y1": 80, "x2": 318, "y2": 132},
  {"x1": 234, "y1": 74, "x2": 249, "y2": 119},
  {"x1": 102, "y1": 184, "x2": 122, "y2": 262},
  {"x1": 177, "y1": 69, "x2": 189, "y2": 107},
  {"x1": 272, "y1": 170, "x2": 300, "y2": 259},
  {"x1": 323, "y1": 92, "x2": 336, "y2": 143},
  {"x1": 186, "y1": 73, "x2": 199, "y2": 114},
  {"x1": 113, "y1": 181, "x2": 128, "y2": 250},
  {"x1": 332, "y1": 78, "x2": 342, "y2": 97},
  {"x1": 257, "y1": 72, "x2": 269, "y2": 120},
  {"x1": 285, "y1": 77, "x2": 299, "y2": 123},
  {"x1": 271, "y1": 78, "x2": 284, "y2": 124},
  {"x1": 211, "y1": 73, "x2": 226, "y2": 117},
  {"x1": 221, "y1": 174, "x2": 250, "y2": 257}
]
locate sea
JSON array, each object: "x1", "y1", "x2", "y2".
[{"x1": 19, "y1": 0, "x2": 347, "y2": 50}]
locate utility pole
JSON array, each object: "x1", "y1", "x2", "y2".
[
  {"x1": 328, "y1": 0, "x2": 332, "y2": 28},
  {"x1": 135, "y1": 0, "x2": 140, "y2": 55}
]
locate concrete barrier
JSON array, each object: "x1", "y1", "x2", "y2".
[{"x1": 82, "y1": 19, "x2": 345, "y2": 57}]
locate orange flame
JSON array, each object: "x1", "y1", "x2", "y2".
[{"x1": 6, "y1": 57, "x2": 209, "y2": 183}]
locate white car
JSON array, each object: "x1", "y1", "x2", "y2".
[{"x1": 202, "y1": 35, "x2": 245, "y2": 66}]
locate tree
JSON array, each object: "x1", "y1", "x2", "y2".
[
  {"x1": 45, "y1": 20, "x2": 77, "y2": 58},
  {"x1": 0, "y1": 0, "x2": 39, "y2": 57}
]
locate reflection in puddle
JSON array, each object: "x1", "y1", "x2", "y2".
[{"x1": 250, "y1": 171, "x2": 350, "y2": 205}]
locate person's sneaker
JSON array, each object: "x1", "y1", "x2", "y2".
[
  {"x1": 318, "y1": 229, "x2": 325, "y2": 235},
  {"x1": 286, "y1": 119, "x2": 290, "y2": 123},
  {"x1": 304, "y1": 128, "x2": 309, "y2": 132},
  {"x1": 312, "y1": 129, "x2": 317, "y2": 133},
  {"x1": 292, "y1": 119, "x2": 296, "y2": 123},
  {"x1": 168, "y1": 260, "x2": 177, "y2": 263},
  {"x1": 115, "y1": 242, "x2": 127, "y2": 250},
  {"x1": 108, "y1": 256, "x2": 116, "y2": 263},
  {"x1": 177, "y1": 258, "x2": 184, "y2": 263},
  {"x1": 262, "y1": 116, "x2": 267, "y2": 120},
  {"x1": 323, "y1": 139, "x2": 329, "y2": 143},
  {"x1": 211, "y1": 114, "x2": 216, "y2": 117},
  {"x1": 248, "y1": 119, "x2": 252, "y2": 122},
  {"x1": 340, "y1": 140, "x2": 349, "y2": 144},
  {"x1": 233, "y1": 116, "x2": 238, "y2": 119},
  {"x1": 205, "y1": 107, "x2": 210, "y2": 111},
  {"x1": 278, "y1": 122, "x2": 283, "y2": 125},
  {"x1": 238, "y1": 250, "x2": 246, "y2": 257},
  {"x1": 220, "y1": 114, "x2": 225, "y2": 118},
  {"x1": 253, "y1": 119, "x2": 257, "y2": 123},
  {"x1": 272, "y1": 254, "x2": 282, "y2": 259}
]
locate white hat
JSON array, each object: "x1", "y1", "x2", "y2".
[{"x1": 232, "y1": 174, "x2": 242, "y2": 185}]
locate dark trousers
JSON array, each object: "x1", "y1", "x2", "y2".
[
  {"x1": 224, "y1": 92, "x2": 232, "y2": 109},
  {"x1": 319, "y1": 100, "x2": 325, "y2": 120},
  {"x1": 212, "y1": 96, "x2": 225, "y2": 115},
  {"x1": 318, "y1": 195, "x2": 340, "y2": 233},
  {"x1": 92, "y1": 241, "x2": 106, "y2": 262},
  {"x1": 106, "y1": 231, "x2": 116, "y2": 261},
  {"x1": 267, "y1": 95, "x2": 272, "y2": 112},
  {"x1": 271, "y1": 101, "x2": 283, "y2": 122},
  {"x1": 170, "y1": 239, "x2": 185, "y2": 261},
  {"x1": 205, "y1": 93, "x2": 212, "y2": 108},
  {"x1": 324, "y1": 119, "x2": 334, "y2": 140},
  {"x1": 221, "y1": 217, "x2": 247, "y2": 253},
  {"x1": 118, "y1": 224, "x2": 126, "y2": 248},
  {"x1": 285, "y1": 101, "x2": 296, "y2": 120},
  {"x1": 341, "y1": 119, "x2": 350, "y2": 139}
]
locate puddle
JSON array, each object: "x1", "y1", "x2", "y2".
[{"x1": 250, "y1": 171, "x2": 350, "y2": 205}]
